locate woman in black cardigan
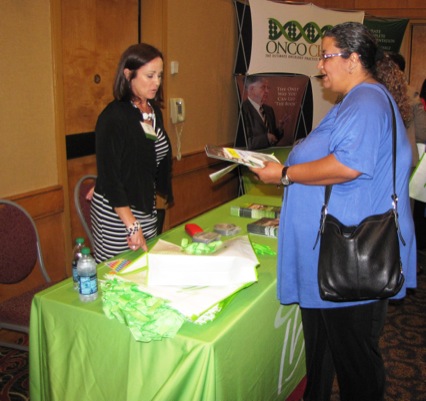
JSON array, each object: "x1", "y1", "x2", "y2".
[{"x1": 91, "y1": 43, "x2": 173, "y2": 263}]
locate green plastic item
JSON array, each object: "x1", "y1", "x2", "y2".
[{"x1": 101, "y1": 278, "x2": 185, "y2": 342}]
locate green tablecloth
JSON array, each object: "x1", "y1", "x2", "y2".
[{"x1": 29, "y1": 194, "x2": 305, "y2": 401}]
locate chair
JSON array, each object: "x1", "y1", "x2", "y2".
[
  {"x1": 0, "y1": 199, "x2": 52, "y2": 351},
  {"x1": 157, "y1": 208, "x2": 165, "y2": 235},
  {"x1": 74, "y1": 175, "x2": 97, "y2": 250}
]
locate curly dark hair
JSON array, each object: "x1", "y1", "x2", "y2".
[
  {"x1": 376, "y1": 54, "x2": 412, "y2": 126},
  {"x1": 324, "y1": 22, "x2": 411, "y2": 126}
]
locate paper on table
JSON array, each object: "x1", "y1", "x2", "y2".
[
  {"x1": 106, "y1": 235, "x2": 259, "y2": 321},
  {"x1": 147, "y1": 235, "x2": 259, "y2": 286},
  {"x1": 110, "y1": 270, "x2": 253, "y2": 321}
]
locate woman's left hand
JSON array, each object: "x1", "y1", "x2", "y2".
[{"x1": 86, "y1": 186, "x2": 95, "y2": 201}]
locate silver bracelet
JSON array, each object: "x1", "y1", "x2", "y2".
[{"x1": 126, "y1": 220, "x2": 141, "y2": 237}]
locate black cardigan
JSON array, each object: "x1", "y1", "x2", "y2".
[{"x1": 94, "y1": 100, "x2": 173, "y2": 213}]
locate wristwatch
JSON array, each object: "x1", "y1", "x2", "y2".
[{"x1": 280, "y1": 166, "x2": 293, "y2": 186}]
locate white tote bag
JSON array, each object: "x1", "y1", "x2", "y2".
[{"x1": 409, "y1": 152, "x2": 426, "y2": 202}]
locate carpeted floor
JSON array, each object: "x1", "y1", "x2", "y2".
[
  {"x1": 331, "y1": 269, "x2": 426, "y2": 401},
  {"x1": 380, "y1": 283, "x2": 426, "y2": 400},
  {"x1": 1, "y1": 272, "x2": 425, "y2": 401},
  {"x1": 0, "y1": 331, "x2": 29, "y2": 401}
]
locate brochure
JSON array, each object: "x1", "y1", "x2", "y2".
[
  {"x1": 99, "y1": 248, "x2": 147, "y2": 274},
  {"x1": 205, "y1": 144, "x2": 280, "y2": 168},
  {"x1": 209, "y1": 164, "x2": 239, "y2": 183}
]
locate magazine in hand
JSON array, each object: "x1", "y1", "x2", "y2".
[{"x1": 205, "y1": 144, "x2": 280, "y2": 168}]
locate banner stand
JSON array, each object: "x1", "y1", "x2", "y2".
[{"x1": 231, "y1": 1, "x2": 407, "y2": 195}]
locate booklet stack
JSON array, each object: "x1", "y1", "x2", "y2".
[
  {"x1": 247, "y1": 217, "x2": 279, "y2": 238},
  {"x1": 230, "y1": 202, "x2": 281, "y2": 219}
]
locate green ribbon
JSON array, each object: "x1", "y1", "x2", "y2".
[
  {"x1": 251, "y1": 242, "x2": 277, "y2": 256},
  {"x1": 101, "y1": 278, "x2": 185, "y2": 342},
  {"x1": 181, "y1": 238, "x2": 223, "y2": 254}
]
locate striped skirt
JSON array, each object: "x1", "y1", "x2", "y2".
[{"x1": 91, "y1": 191, "x2": 158, "y2": 263}]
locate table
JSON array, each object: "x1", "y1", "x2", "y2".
[{"x1": 30, "y1": 194, "x2": 306, "y2": 401}]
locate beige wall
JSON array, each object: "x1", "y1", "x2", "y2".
[
  {"x1": 142, "y1": 0, "x2": 238, "y2": 156},
  {"x1": 0, "y1": 0, "x2": 238, "y2": 198},
  {"x1": 0, "y1": 0, "x2": 58, "y2": 198},
  {"x1": 165, "y1": 0, "x2": 238, "y2": 154}
]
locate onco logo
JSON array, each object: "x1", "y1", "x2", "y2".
[
  {"x1": 268, "y1": 19, "x2": 332, "y2": 43},
  {"x1": 266, "y1": 19, "x2": 333, "y2": 57}
]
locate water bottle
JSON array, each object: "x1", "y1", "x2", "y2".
[
  {"x1": 77, "y1": 247, "x2": 98, "y2": 302},
  {"x1": 72, "y1": 237, "x2": 85, "y2": 291}
]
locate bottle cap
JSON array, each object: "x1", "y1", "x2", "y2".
[
  {"x1": 76, "y1": 237, "x2": 85, "y2": 244},
  {"x1": 81, "y1": 247, "x2": 91, "y2": 255}
]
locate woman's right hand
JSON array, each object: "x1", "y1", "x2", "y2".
[
  {"x1": 250, "y1": 161, "x2": 283, "y2": 185},
  {"x1": 127, "y1": 229, "x2": 148, "y2": 252},
  {"x1": 115, "y1": 206, "x2": 149, "y2": 252}
]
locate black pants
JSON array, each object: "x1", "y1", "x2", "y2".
[
  {"x1": 413, "y1": 200, "x2": 426, "y2": 250},
  {"x1": 301, "y1": 300, "x2": 388, "y2": 401}
]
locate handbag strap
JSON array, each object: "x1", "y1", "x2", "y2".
[{"x1": 313, "y1": 92, "x2": 404, "y2": 249}]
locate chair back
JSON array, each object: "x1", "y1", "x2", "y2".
[
  {"x1": 74, "y1": 175, "x2": 97, "y2": 249},
  {"x1": 157, "y1": 208, "x2": 165, "y2": 235},
  {"x1": 0, "y1": 199, "x2": 50, "y2": 284}
]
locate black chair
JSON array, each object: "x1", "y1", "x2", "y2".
[
  {"x1": 0, "y1": 199, "x2": 53, "y2": 351},
  {"x1": 74, "y1": 175, "x2": 97, "y2": 250}
]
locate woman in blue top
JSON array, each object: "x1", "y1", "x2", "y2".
[{"x1": 252, "y1": 22, "x2": 416, "y2": 401}]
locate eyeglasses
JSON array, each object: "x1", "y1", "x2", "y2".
[{"x1": 320, "y1": 52, "x2": 348, "y2": 61}]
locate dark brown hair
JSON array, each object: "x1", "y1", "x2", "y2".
[{"x1": 113, "y1": 43, "x2": 164, "y2": 105}]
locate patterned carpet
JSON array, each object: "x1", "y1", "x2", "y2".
[
  {"x1": 380, "y1": 270, "x2": 426, "y2": 401},
  {"x1": 0, "y1": 272, "x2": 425, "y2": 401},
  {"x1": 0, "y1": 331, "x2": 29, "y2": 401},
  {"x1": 331, "y1": 269, "x2": 426, "y2": 401}
]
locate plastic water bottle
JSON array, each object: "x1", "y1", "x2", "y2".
[
  {"x1": 72, "y1": 237, "x2": 85, "y2": 291},
  {"x1": 77, "y1": 247, "x2": 98, "y2": 302}
]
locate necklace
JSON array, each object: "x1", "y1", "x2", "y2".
[
  {"x1": 142, "y1": 112, "x2": 154, "y2": 121},
  {"x1": 131, "y1": 100, "x2": 154, "y2": 121}
]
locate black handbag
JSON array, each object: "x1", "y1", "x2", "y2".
[{"x1": 315, "y1": 95, "x2": 405, "y2": 302}]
